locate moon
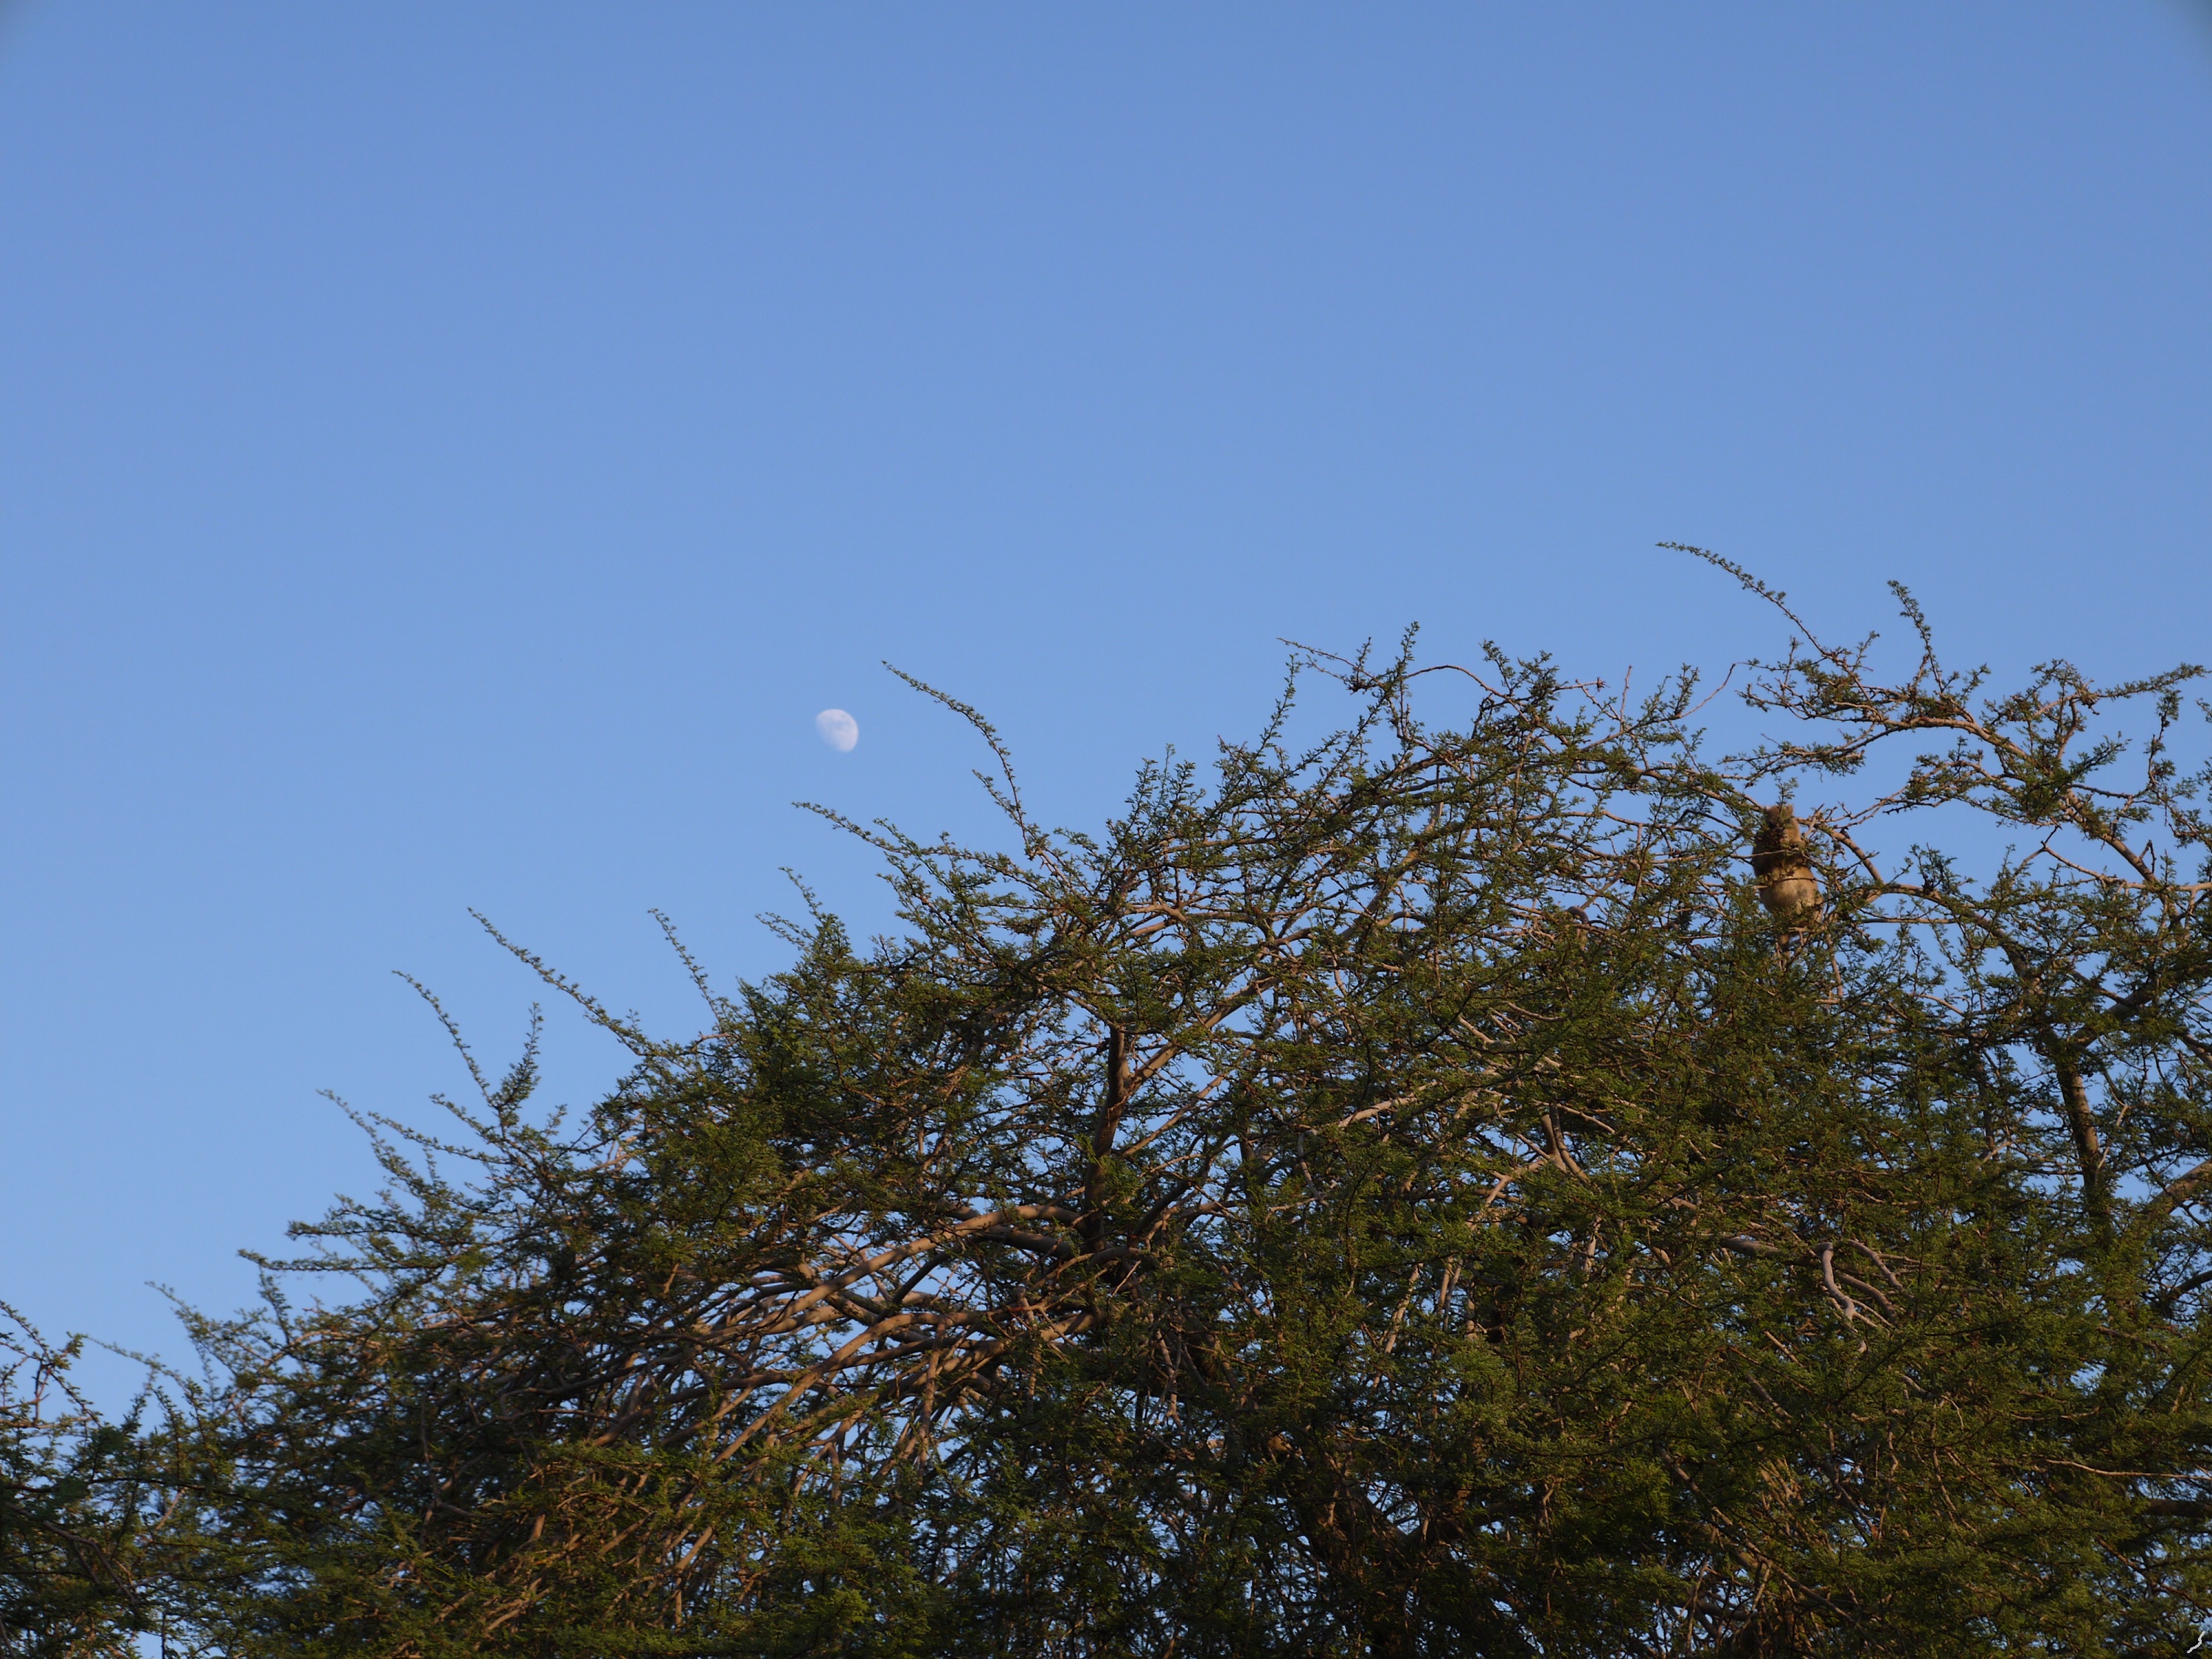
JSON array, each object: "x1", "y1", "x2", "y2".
[{"x1": 815, "y1": 709, "x2": 859, "y2": 752}]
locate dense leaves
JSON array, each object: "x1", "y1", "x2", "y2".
[
  {"x1": 0, "y1": 1311, "x2": 165, "y2": 1658},
  {"x1": 18, "y1": 572, "x2": 2212, "y2": 1655}
]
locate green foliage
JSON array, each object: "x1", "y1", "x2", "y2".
[
  {"x1": 22, "y1": 569, "x2": 2212, "y2": 1655},
  {"x1": 0, "y1": 1310, "x2": 164, "y2": 1657}
]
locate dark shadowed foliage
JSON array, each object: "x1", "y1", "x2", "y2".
[{"x1": 0, "y1": 1310, "x2": 169, "y2": 1658}]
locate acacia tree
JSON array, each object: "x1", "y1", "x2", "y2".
[
  {"x1": 0, "y1": 1310, "x2": 166, "y2": 1658},
  {"x1": 136, "y1": 566, "x2": 2212, "y2": 1656}
]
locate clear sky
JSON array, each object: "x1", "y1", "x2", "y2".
[{"x1": 4, "y1": 3, "x2": 2210, "y2": 1397}]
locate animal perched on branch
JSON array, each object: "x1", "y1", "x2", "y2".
[{"x1": 1750, "y1": 800, "x2": 1821, "y2": 922}]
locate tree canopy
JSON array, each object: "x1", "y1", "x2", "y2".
[{"x1": 12, "y1": 564, "x2": 2212, "y2": 1656}]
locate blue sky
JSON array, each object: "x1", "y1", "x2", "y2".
[{"x1": 4, "y1": 3, "x2": 2209, "y2": 1396}]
